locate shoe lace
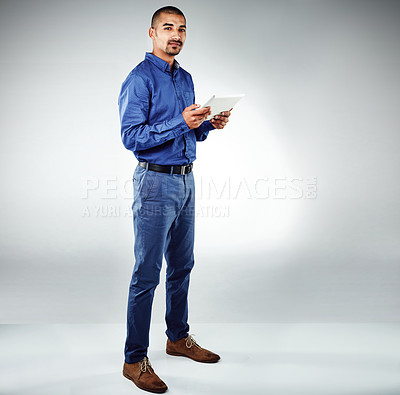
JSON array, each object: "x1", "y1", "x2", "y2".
[
  {"x1": 140, "y1": 357, "x2": 153, "y2": 374},
  {"x1": 185, "y1": 334, "x2": 203, "y2": 350}
]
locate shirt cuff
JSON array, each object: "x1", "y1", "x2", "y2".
[
  {"x1": 202, "y1": 120, "x2": 215, "y2": 131},
  {"x1": 177, "y1": 113, "x2": 191, "y2": 134},
  {"x1": 154, "y1": 113, "x2": 190, "y2": 135}
]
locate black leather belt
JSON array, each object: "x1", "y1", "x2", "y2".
[{"x1": 139, "y1": 161, "x2": 193, "y2": 175}]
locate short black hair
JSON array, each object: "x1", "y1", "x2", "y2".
[{"x1": 151, "y1": 6, "x2": 185, "y2": 28}]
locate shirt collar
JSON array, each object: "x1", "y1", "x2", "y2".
[{"x1": 145, "y1": 52, "x2": 180, "y2": 73}]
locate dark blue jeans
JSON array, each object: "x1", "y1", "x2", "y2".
[{"x1": 124, "y1": 164, "x2": 195, "y2": 363}]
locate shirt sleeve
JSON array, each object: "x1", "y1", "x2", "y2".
[
  {"x1": 118, "y1": 74, "x2": 191, "y2": 152},
  {"x1": 194, "y1": 120, "x2": 215, "y2": 141}
]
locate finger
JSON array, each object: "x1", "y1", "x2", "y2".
[
  {"x1": 211, "y1": 120, "x2": 225, "y2": 129},
  {"x1": 192, "y1": 106, "x2": 210, "y2": 115},
  {"x1": 186, "y1": 104, "x2": 200, "y2": 111}
]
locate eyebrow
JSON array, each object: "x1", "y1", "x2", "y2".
[{"x1": 162, "y1": 23, "x2": 186, "y2": 28}]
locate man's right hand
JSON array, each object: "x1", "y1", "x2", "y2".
[{"x1": 182, "y1": 104, "x2": 211, "y2": 129}]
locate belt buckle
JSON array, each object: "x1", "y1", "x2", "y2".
[{"x1": 180, "y1": 165, "x2": 185, "y2": 175}]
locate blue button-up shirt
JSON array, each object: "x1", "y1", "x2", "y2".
[{"x1": 118, "y1": 52, "x2": 214, "y2": 165}]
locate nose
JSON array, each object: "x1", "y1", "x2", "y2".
[{"x1": 171, "y1": 28, "x2": 181, "y2": 40}]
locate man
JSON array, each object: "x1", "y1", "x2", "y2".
[{"x1": 118, "y1": 6, "x2": 231, "y2": 393}]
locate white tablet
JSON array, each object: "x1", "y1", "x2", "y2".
[{"x1": 200, "y1": 94, "x2": 245, "y2": 121}]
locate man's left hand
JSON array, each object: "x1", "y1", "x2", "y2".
[{"x1": 210, "y1": 109, "x2": 232, "y2": 129}]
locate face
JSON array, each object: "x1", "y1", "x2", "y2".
[{"x1": 149, "y1": 12, "x2": 187, "y2": 58}]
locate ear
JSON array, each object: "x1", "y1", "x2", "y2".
[{"x1": 149, "y1": 27, "x2": 155, "y2": 40}]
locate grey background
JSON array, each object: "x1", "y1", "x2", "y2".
[{"x1": 0, "y1": 0, "x2": 399, "y2": 324}]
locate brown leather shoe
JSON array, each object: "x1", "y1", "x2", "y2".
[
  {"x1": 122, "y1": 357, "x2": 168, "y2": 393},
  {"x1": 166, "y1": 334, "x2": 220, "y2": 363}
]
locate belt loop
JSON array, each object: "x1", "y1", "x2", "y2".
[
  {"x1": 170, "y1": 166, "x2": 174, "y2": 175},
  {"x1": 145, "y1": 162, "x2": 149, "y2": 170}
]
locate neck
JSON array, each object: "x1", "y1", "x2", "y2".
[{"x1": 152, "y1": 49, "x2": 175, "y2": 69}]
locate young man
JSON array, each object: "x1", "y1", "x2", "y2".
[{"x1": 118, "y1": 6, "x2": 231, "y2": 393}]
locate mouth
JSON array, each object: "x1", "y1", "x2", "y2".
[{"x1": 169, "y1": 41, "x2": 182, "y2": 46}]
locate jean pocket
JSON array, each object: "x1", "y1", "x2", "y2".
[{"x1": 137, "y1": 170, "x2": 163, "y2": 203}]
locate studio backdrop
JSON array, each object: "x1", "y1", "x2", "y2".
[{"x1": 0, "y1": 0, "x2": 399, "y2": 324}]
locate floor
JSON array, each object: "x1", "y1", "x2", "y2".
[{"x1": 1, "y1": 323, "x2": 399, "y2": 394}]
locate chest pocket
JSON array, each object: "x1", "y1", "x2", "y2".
[{"x1": 182, "y1": 91, "x2": 194, "y2": 108}]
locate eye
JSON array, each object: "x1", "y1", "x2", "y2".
[
  {"x1": 179, "y1": 29, "x2": 186, "y2": 32},
  {"x1": 165, "y1": 27, "x2": 171, "y2": 30}
]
